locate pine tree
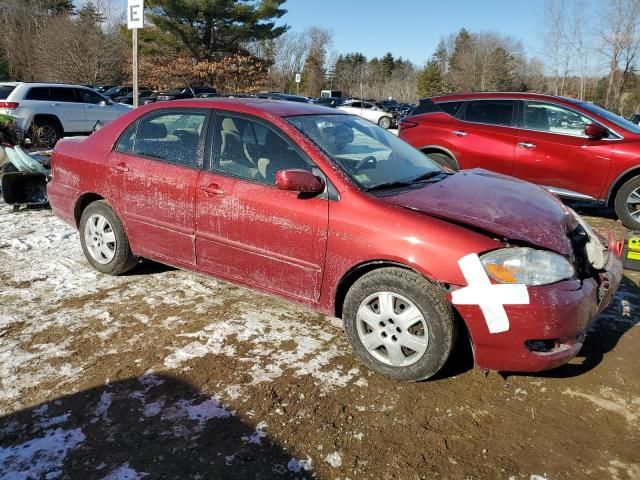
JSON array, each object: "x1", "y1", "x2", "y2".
[
  {"x1": 449, "y1": 28, "x2": 475, "y2": 90},
  {"x1": 381, "y1": 52, "x2": 395, "y2": 77},
  {"x1": 416, "y1": 58, "x2": 444, "y2": 98},
  {"x1": 145, "y1": 0, "x2": 288, "y2": 61},
  {"x1": 488, "y1": 47, "x2": 514, "y2": 91}
]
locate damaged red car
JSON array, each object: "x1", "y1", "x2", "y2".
[{"x1": 47, "y1": 99, "x2": 623, "y2": 381}]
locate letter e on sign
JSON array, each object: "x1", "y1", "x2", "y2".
[{"x1": 128, "y1": 0, "x2": 144, "y2": 29}]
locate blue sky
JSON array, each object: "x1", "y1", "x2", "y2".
[{"x1": 113, "y1": 0, "x2": 545, "y2": 65}]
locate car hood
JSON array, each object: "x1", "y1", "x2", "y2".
[{"x1": 379, "y1": 169, "x2": 578, "y2": 255}]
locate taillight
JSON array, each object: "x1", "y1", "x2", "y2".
[
  {"x1": 399, "y1": 119, "x2": 418, "y2": 131},
  {"x1": 0, "y1": 101, "x2": 19, "y2": 109}
]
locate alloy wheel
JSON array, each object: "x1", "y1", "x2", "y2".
[{"x1": 626, "y1": 188, "x2": 640, "y2": 222}]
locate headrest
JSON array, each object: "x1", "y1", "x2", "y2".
[
  {"x1": 139, "y1": 121, "x2": 167, "y2": 139},
  {"x1": 222, "y1": 117, "x2": 240, "y2": 133}
]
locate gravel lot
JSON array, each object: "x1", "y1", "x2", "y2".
[{"x1": 0, "y1": 201, "x2": 638, "y2": 479}]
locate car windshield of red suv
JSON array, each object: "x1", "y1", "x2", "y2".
[
  {"x1": 288, "y1": 114, "x2": 444, "y2": 191},
  {"x1": 577, "y1": 101, "x2": 640, "y2": 134}
]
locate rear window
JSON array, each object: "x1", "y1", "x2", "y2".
[
  {"x1": 0, "y1": 85, "x2": 15, "y2": 100},
  {"x1": 412, "y1": 99, "x2": 440, "y2": 116},
  {"x1": 25, "y1": 87, "x2": 50, "y2": 101},
  {"x1": 463, "y1": 100, "x2": 515, "y2": 127},
  {"x1": 437, "y1": 101, "x2": 463, "y2": 117},
  {"x1": 51, "y1": 87, "x2": 77, "y2": 102}
]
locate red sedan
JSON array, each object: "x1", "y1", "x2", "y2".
[{"x1": 48, "y1": 98, "x2": 622, "y2": 381}]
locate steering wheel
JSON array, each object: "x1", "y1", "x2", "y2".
[{"x1": 353, "y1": 155, "x2": 377, "y2": 173}]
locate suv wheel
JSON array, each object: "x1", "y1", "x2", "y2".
[
  {"x1": 30, "y1": 118, "x2": 61, "y2": 149},
  {"x1": 426, "y1": 152, "x2": 459, "y2": 171},
  {"x1": 342, "y1": 267, "x2": 455, "y2": 381},
  {"x1": 614, "y1": 176, "x2": 640, "y2": 230},
  {"x1": 378, "y1": 116, "x2": 392, "y2": 129},
  {"x1": 79, "y1": 201, "x2": 137, "y2": 275}
]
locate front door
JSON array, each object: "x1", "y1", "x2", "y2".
[
  {"x1": 76, "y1": 88, "x2": 119, "y2": 130},
  {"x1": 108, "y1": 109, "x2": 209, "y2": 265},
  {"x1": 195, "y1": 112, "x2": 329, "y2": 302},
  {"x1": 50, "y1": 87, "x2": 86, "y2": 133},
  {"x1": 449, "y1": 99, "x2": 518, "y2": 175},
  {"x1": 514, "y1": 101, "x2": 613, "y2": 199}
]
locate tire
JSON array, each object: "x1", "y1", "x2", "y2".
[
  {"x1": 30, "y1": 118, "x2": 61, "y2": 149},
  {"x1": 426, "y1": 152, "x2": 459, "y2": 171},
  {"x1": 614, "y1": 175, "x2": 640, "y2": 230},
  {"x1": 79, "y1": 200, "x2": 137, "y2": 275},
  {"x1": 378, "y1": 116, "x2": 392, "y2": 129},
  {"x1": 342, "y1": 267, "x2": 455, "y2": 381}
]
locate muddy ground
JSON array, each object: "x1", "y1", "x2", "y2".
[{"x1": 0, "y1": 200, "x2": 638, "y2": 479}]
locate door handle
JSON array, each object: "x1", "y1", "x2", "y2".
[
  {"x1": 111, "y1": 163, "x2": 129, "y2": 173},
  {"x1": 200, "y1": 183, "x2": 224, "y2": 196},
  {"x1": 517, "y1": 142, "x2": 536, "y2": 149},
  {"x1": 452, "y1": 130, "x2": 467, "y2": 137}
]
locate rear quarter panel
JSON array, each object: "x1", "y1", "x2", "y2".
[{"x1": 400, "y1": 112, "x2": 454, "y2": 152}]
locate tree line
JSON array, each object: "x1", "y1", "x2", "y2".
[{"x1": 3, "y1": 0, "x2": 640, "y2": 113}]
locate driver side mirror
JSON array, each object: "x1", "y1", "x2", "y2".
[
  {"x1": 585, "y1": 123, "x2": 607, "y2": 140},
  {"x1": 275, "y1": 169, "x2": 325, "y2": 194}
]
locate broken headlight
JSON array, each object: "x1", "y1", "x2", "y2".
[{"x1": 480, "y1": 247, "x2": 575, "y2": 286}]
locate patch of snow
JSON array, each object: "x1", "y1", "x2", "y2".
[
  {"x1": 325, "y1": 451, "x2": 342, "y2": 468},
  {"x1": 0, "y1": 427, "x2": 85, "y2": 479},
  {"x1": 142, "y1": 399, "x2": 164, "y2": 418},
  {"x1": 100, "y1": 463, "x2": 150, "y2": 480},
  {"x1": 287, "y1": 456, "x2": 313, "y2": 472},
  {"x1": 91, "y1": 391, "x2": 113, "y2": 423},
  {"x1": 163, "y1": 397, "x2": 233, "y2": 424},
  {"x1": 242, "y1": 421, "x2": 267, "y2": 445}
]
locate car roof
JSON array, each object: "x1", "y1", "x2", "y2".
[
  {"x1": 427, "y1": 92, "x2": 583, "y2": 104},
  {"x1": 143, "y1": 97, "x2": 343, "y2": 117},
  {"x1": 1, "y1": 82, "x2": 98, "y2": 89}
]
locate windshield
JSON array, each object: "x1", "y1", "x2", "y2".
[
  {"x1": 287, "y1": 114, "x2": 442, "y2": 190},
  {"x1": 577, "y1": 102, "x2": 640, "y2": 134}
]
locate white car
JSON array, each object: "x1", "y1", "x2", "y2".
[
  {"x1": 337, "y1": 100, "x2": 394, "y2": 129},
  {"x1": 0, "y1": 82, "x2": 132, "y2": 148}
]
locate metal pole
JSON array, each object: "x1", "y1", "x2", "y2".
[
  {"x1": 296, "y1": 80, "x2": 299, "y2": 96},
  {"x1": 133, "y1": 28, "x2": 139, "y2": 107}
]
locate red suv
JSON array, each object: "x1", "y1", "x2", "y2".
[
  {"x1": 399, "y1": 92, "x2": 640, "y2": 230},
  {"x1": 48, "y1": 99, "x2": 622, "y2": 381}
]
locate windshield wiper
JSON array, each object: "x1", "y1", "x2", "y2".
[
  {"x1": 365, "y1": 180, "x2": 414, "y2": 192},
  {"x1": 409, "y1": 170, "x2": 451, "y2": 184}
]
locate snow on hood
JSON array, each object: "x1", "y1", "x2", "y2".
[{"x1": 380, "y1": 169, "x2": 578, "y2": 255}]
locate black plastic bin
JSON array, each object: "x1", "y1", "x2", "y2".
[{"x1": 1, "y1": 172, "x2": 49, "y2": 210}]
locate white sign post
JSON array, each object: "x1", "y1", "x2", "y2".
[
  {"x1": 295, "y1": 73, "x2": 301, "y2": 96},
  {"x1": 127, "y1": 0, "x2": 144, "y2": 107}
]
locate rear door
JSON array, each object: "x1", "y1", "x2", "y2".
[
  {"x1": 448, "y1": 99, "x2": 518, "y2": 175},
  {"x1": 50, "y1": 87, "x2": 86, "y2": 132},
  {"x1": 195, "y1": 111, "x2": 329, "y2": 302},
  {"x1": 514, "y1": 100, "x2": 613, "y2": 199},
  {"x1": 109, "y1": 108, "x2": 209, "y2": 265}
]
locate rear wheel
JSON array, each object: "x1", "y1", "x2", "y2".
[
  {"x1": 614, "y1": 176, "x2": 640, "y2": 230},
  {"x1": 79, "y1": 201, "x2": 137, "y2": 275},
  {"x1": 378, "y1": 116, "x2": 392, "y2": 129},
  {"x1": 30, "y1": 118, "x2": 61, "y2": 149},
  {"x1": 342, "y1": 267, "x2": 455, "y2": 381},
  {"x1": 426, "y1": 152, "x2": 458, "y2": 171}
]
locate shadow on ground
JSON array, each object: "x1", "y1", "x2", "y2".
[{"x1": 0, "y1": 375, "x2": 313, "y2": 479}]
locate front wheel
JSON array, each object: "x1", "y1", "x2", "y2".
[
  {"x1": 614, "y1": 176, "x2": 640, "y2": 229},
  {"x1": 378, "y1": 116, "x2": 392, "y2": 129},
  {"x1": 79, "y1": 201, "x2": 137, "y2": 275},
  {"x1": 342, "y1": 267, "x2": 455, "y2": 381}
]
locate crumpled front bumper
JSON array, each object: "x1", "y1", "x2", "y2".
[{"x1": 454, "y1": 250, "x2": 623, "y2": 373}]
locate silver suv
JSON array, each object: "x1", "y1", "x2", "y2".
[{"x1": 0, "y1": 82, "x2": 132, "y2": 148}]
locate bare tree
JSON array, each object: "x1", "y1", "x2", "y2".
[{"x1": 600, "y1": 0, "x2": 640, "y2": 111}]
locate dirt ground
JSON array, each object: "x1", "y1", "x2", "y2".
[{"x1": 0, "y1": 200, "x2": 638, "y2": 479}]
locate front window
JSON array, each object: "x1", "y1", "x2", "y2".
[
  {"x1": 577, "y1": 101, "x2": 640, "y2": 134},
  {"x1": 522, "y1": 101, "x2": 593, "y2": 137},
  {"x1": 287, "y1": 114, "x2": 443, "y2": 191}
]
